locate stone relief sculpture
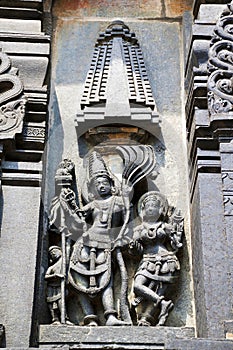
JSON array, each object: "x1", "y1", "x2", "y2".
[
  {"x1": 0, "y1": 49, "x2": 26, "y2": 139},
  {"x1": 129, "y1": 191, "x2": 183, "y2": 326},
  {"x1": 68, "y1": 151, "x2": 131, "y2": 326},
  {"x1": 207, "y1": 0, "x2": 233, "y2": 114},
  {"x1": 45, "y1": 246, "x2": 72, "y2": 325},
  {"x1": 46, "y1": 146, "x2": 183, "y2": 327}
]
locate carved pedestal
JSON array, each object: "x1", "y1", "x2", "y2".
[{"x1": 39, "y1": 325, "x2": 195, "y2": 349}]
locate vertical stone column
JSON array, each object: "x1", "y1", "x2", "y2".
[
  {"x1": 185, "y1": 0, "x2": 233, "y2": 338},
  {"x1": 219, "y1": 141, "x2": 233, "y2": 320},
  {"x1": 0, "y1": 1, "x2": 50, "y2": 347}
]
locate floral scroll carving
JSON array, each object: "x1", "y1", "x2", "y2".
[
  {"x1": 0, "y1": 49, "x2": 26, "y2": 139},
  {"x1": 207, "y1": 1, "x2": 233, "y2": 115}
]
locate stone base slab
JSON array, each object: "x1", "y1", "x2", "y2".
[{"x1": 39, "y1": 325, "x2": 195, "y2": 349}]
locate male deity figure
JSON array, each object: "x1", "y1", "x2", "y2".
[
  {"x1": 67, "y1": 151, "x2": 131, "y2": 326},
  {"x1": 129, "y1": 191, "x2": 183, "y2": 326}
]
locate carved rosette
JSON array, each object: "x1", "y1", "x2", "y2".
[
  {"x1": 207, "y1": 1, "x2": 233, "y2": 115},
  {"x1": 0, "y1": 49, "x2": 26, "y2": 139}
]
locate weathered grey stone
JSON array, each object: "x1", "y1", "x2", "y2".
[
  {"x1": 1, "y1": 41, "x2": 50, "y2": 56},
  {"x1": 190, "y1": 173, "x2": 230, "y2": 338},
  {"x1": 39, "y1": 325, "x2": 195, "y2": 347},
  {"x1": 193, "y1": 0, "x2": 228, "y2": 19},
  {"x1": 2, "y1": 0, "x2": 233, "y2": 349},
  {"x1": 0, "y1": 186, "x2": 41, "y2": 347},
  {"x1": 53, "y1": 0, "x2": 162, "y2": 19},
  {"x1": 197, "y1": 4, "x2": 226, "y2": 22},
  {"x1": 0, "y1": 18, "x2": 41, "y2": 33},
  {"x1": 166, "y1": 338, "x2": 233, "y2": 350}
]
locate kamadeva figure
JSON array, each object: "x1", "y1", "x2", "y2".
[{"x1": 68, "y1": 151, "x2": 131, "y2": 326}]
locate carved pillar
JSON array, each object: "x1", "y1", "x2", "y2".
[
  {"x1": 0, "y1": 1, "x2": 50, "y2": 347},
  {"x1": 185, "y1": 0, "x2": 233, "y2": 338}
]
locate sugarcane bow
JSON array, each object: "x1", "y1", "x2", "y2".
[
  {"x1": 114, "y1": 145, "x2": 157, "y2": 247},
  {"x1": 113, "y1": 145, "x2": 156, "y2": 324}
]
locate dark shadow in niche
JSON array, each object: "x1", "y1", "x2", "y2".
[
  {"x1": 0, "y1": 186, "x2": 3, "y2": 238},
  {"x1": 78, "y1": 123, "x2": 165, "y2": 159},
  {"x1": 0, "y1": 324, "x2": 5, "y2": 348},
  {"x1": 31, "y1": 88, "x2": 65, "y2": 345},
  {"x1": 77, "y1": 122, "x2": 166, "y2": 209}
]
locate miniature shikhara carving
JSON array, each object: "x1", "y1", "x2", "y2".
[{"x1": 46, "y1": 146, "x2": 183, "y2": 327}]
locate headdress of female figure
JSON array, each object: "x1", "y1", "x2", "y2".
[{"x1": 137, "y1": 191, "x2": 168, "y2": 219}]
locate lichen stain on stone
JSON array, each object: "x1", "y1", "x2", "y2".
[
  {"x1": 52, "y1": 0, "x2": 162, "y2": 18},
  {"x1": 165, "y1": 0, "x2": 193, "y2": 17},
  {"x1": 53, "y1": 0, "x2": 93, "y2": 17}
]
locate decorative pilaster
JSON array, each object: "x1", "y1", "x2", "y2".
[
  {"x1": 185, "y1": 0, "x2": 233, "y2": 338},
  {"x1": 0, "y1": 1, "x2": 51, "y2": 348},
  {"x1": 0, "y1": 0, "x2": 50, "y2": 186}
]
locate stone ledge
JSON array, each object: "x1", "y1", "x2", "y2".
[
  {"x1": 39, "y1": 325, "x2": 195, "y2": 348},
  {"x1": 166, "y1": 338, "x2": 233, "y2": 350}
]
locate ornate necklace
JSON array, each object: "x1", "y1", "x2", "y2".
[
  {"x1": 142, "y1": 221, "x2": 162, "y2": 239},
  {"x1": 94, "y1": 196, "x2": 116, "y2": 227}
]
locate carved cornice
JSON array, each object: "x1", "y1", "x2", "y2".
[{"x1": 0, "y1": 1, "x2": 50, "y2": 186}]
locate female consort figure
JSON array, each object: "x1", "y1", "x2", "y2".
[
  {"x1": 129, "y1": 191, "x2": 183, "y2": 326},
  {"x1": 68, "y1": 151, "x2": 130, "y2": 326}
]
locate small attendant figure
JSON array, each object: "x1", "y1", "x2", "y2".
[{"x1": 45, "y1": 246, "x2": 72, "y2": 325}]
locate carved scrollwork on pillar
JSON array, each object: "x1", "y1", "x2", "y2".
[
  {"x1": 0, "y1": 49, "x2": 26, "y2": 139},
  {"x1": 207, "y1": 1, "x2": 233, "y2": 115}
]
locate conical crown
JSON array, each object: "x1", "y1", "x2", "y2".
[{"x1": 88, "y1": 151, "x2": 110, "y2": 182}]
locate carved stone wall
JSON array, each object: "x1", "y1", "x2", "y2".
[
  {"x1": 0, "y1": 1, "x2": 50, "y2": 347},
  {"x1": 185, "y1": 0, "x2": 233, "y2": 339},
  {"x1": 38, "y1": 1, "x2": 194, "y2": 348},
  {"x1": 1, "y1": 0, "x2": 233, "y2": 350}
]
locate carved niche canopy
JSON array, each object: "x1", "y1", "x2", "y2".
[
  {"x1": 0, "y1": 49, "x2": 26, "y2": 140},
  {"x1": 76, "y1": 21, "x2": 159, "y2": 135},
  {"x1": 207, "y1": 1, "x2": 233, "y2": 116}
]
